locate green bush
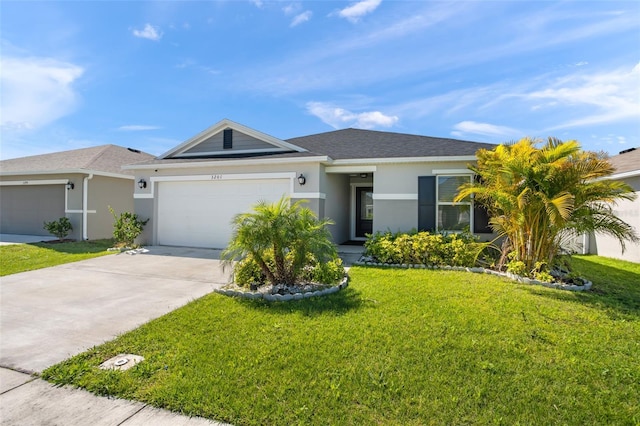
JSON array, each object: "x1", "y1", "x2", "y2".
[
  {"x1": 109, "y1": 206, "x2": 149, "y2": 248},
  {"x1": 364, "y1": 230, "x2": 485, "y2": 267},
  {"x1": 43, "y1": 217, "x2": 73, "y2": 240},
  {"x1": 234, "y1": 251, "x2": 344, "y2": 288},
  {"x1": 222, "y1": 196, "x2": 341, "y2": 287}
]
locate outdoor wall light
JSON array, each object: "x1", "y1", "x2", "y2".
[
  {"x1": 138, "y1": 178, "x2": 147, "y2": 189},
  {"x1": 66, "y1": 182, "x2": 74, "y2": 190},
  {"x1": 297, "y1": 173, "x2": 306, "y2": 186},
  {"x1": 360, "y1": 173, "x2": 368, "y2": 178}
]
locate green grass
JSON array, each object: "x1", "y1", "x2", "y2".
[
  {"x1": 42, "y1": 256, "x2": 640, "y2": 425},
  {"x1": 0, "y1": 239, "x2": 115, "y2": 276}
]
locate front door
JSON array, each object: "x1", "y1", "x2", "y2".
[{"x1": 355, "y1": 187, "x2": 373, "y2": 238}]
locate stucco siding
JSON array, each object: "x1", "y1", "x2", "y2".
[
  {"x1": 374, "y1": 200, "x2": 418, "y2": 234},
  {"x1": 589, "y1": 181, "x2": 640, "y2": 263},
  {"x1": 324, "y1": 174, "x2": 350, "y2": 243},
  {"x1": 87, "y1": 176, "x2": 135, "y2": 240}
]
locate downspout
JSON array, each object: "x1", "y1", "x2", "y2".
[{"x1": 83, "y1": 174, "x2": 94, "y2": 240}]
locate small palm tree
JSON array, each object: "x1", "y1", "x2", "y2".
[
  {"x1": 456, "y1": 137, "x2": 638, "y2": 275},
  {"x1": 222, "y1": 196, "x2": 338, "y2": 286}
]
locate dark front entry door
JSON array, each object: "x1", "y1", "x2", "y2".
[{"x1": 355, "y1": 187, "x2": 373, "y2": 238}]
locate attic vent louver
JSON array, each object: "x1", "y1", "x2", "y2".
[{"x1": 223, "y1": 129, "x2": 233, "y2": 149}]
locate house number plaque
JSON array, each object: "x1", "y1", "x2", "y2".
[{"x1": 211, "y1": 174, "x2": 223, "y2": 180}]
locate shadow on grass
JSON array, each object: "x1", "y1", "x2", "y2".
[
  {"x1": 522, "y1": 256, "x2": 640, "y2": 318},
  {"x1": 31, "y1": 239, "x2": 114, "y2": 254},
  {"x1": 235, "y1": 287, "x2": 371, "y2": 316}
]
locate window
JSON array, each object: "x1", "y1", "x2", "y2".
[
  {"x1": 419, "y1": 175, "x2": 490, "y2": 234},
  {"x1": 437, "y1": 175, "x2": 471, "y2": 232}
]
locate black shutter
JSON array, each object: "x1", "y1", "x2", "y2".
[
  {"x1": 473, "y1": 203, "x2": 492, "y2": 234},
  {"x1": 418, "y1": 176, "x2": 436, "y2": 232},
  {"x1": 223, "y1": 129, "x2": 232, "y2": 149}
]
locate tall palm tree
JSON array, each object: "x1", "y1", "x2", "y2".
[
  {"x1": 456, "y1": 137, "x2": 638, "y2": 274},
  {"x1": 222, "y1": 196, "x2": 337, "y2": 286}
]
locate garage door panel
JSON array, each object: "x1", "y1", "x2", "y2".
[
  {"x1": 157, "y1": 179, "x2": 290, "y2": 248},
  {"x1": 0, "y1": 186, "x2": 65, "y2": 235}
]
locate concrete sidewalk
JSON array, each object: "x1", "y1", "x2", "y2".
[
  {"x1": 0, "y1": 367, "x2": 228, "y2": 425},
  {"x1": 0, "y1": 246, "x2": 232, "y2": 425}
]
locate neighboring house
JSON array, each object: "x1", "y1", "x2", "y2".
[
  {"x1": 587, "y1": 147, "x2": 640, "y2": 263},
  {"x1": 126, "y1": 119, "x2": 496, "y2": 249},
  {"x1": 0, "y1": 145, "x2": 154, "y2": 240}
]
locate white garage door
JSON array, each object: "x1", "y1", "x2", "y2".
[{"x1": 157, "y1": 179, "x2": 290, "y2": 248}]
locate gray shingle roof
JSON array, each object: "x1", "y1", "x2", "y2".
[
  {"x1": 286, "y1": 128, "x2": 496, "y2": 160},
  {"x1": 0, "y1": 145, "x2": 155, "y2": 176},
  {"x1": 608, "y1": 148, "x2": 640, "y2": 174}
]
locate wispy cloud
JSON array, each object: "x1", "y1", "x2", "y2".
[
  {"x1": 132, "y1": 24, "x2": 162, "y2": 41},
  {"x1": 524, "y1": 62, "x2": 640, "y2": 130},
  {"x1": 307, "y1": 101, "x2": 398, "y2": 129},
  {"x1": 451, "y1": 121, "x2": 521, "y2": 138},
  {"x1": 291, "y1": 11, "x2": 312, "y2": 27},
  {"x1": 116, "y1": 125, "x2": 161, "y2": 131},
  {"x1": 337, "y1": 0, "x2": 382, "y2": 23},
  {"x1": 0, "y1": 56, "x2": 84, "y2": 131}
]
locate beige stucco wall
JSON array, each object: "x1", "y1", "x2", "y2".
[
  {"x1": 0, "y1": 173, "x2": 134, "y2": 241},
  {"x1": 589, "y1": 175, "x2": 640, "y2": 263},
  {"x1": 87, "y1": 176, "x2": 135, "y2": 240}
]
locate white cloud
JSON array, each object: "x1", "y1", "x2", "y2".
[
  {"x1": 452, "y1": 121, "x2": 521, "y2": 138},
  {"x1": 307, "y1": 101, "x2": 398, "y2": 129},
  {"x1": 116, "y1": 125, "x2": 161, "y2": 131},
  {"x1": 251, "y1": 0, "x2": 264, "y2": 8},
  {"x1": 0, "y1": 56, "x2": 84, "y2": 131},
  {"x1": 527, "y1": 62, "x2": 640, "y2": 130},
  {"x1": 282, "y1": 3, "x2": 300, "y2": 15},
  {"x1": 132, "y1": 24, "x2": 162, "y2": 41},
  {"x1": 337, "y1": 0, "x2": 382, "y2": 23},
  {"x1": 291, "y1": 11, "x2": 312, "y2": 27}
]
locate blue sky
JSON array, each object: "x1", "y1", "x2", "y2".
[{"x1": 1, "y1": 0, "x2": 639, "y2": 160}]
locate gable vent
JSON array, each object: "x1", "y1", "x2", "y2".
[{"x1": 223, "y1": 129, "x2": 233, "y2": 149}]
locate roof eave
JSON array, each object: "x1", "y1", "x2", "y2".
[
  {"x1": 328, "y1": 155, "x2": 479, "y2": 165},
  {"x1": 0, "y1": 169, "x2": 135, "y2": 180},
  {"x1": 124, "y1": 155, "x2": 331, "y2": 170}
]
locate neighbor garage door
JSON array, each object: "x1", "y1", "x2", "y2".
[
  {"x1": 157, "y1": 179, "x2": 290, "y2": 248},
  {"x1": 0, "y1": 185, "x2": 65, "y2": 236}
]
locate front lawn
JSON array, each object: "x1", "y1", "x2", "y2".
[
  {"x1": 0, "y1": 239, "x2": 115, "y2": 276},
  {"x1": 42, "y1": 256, "x2": 640, "y2": 425}
]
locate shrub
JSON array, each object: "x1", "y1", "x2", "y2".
[
  {"x1": 222, "y1": 196, "x2": 343, "y2": 287},
  {"x1": 364, "y1": 230, "x2": 485, "y2": 267},
  {"x1": 43, "y1": 217, "x2": 73, "y2": 240},
  {"x1": 109, "y1": 206, "x2": 149, "y2": 248}
]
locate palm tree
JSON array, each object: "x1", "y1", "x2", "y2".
[
  {"x1": 222, "y1": 196, "x2": 338, "y2": 286},
  {"x1": 455, "y1": 137, "x2": 638, "y2": 275}
]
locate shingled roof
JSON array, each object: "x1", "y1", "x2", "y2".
[
  {"x1": 608, "y1": 148, "x2": 640, "y2": 175},
  {"x1": 286, "y1": 128, "x2": 496, "y2": 160},
  {"x1": 0, "y1": 145, "x2": 155, "y2": 177}
]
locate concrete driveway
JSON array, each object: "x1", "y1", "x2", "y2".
[{"x1": 1, "y1": 246, "x2": 230, "y2": 374}]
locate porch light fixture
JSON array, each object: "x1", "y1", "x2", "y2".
[
  {"x1": 66, "y1": 182, "x2": 74, "y2": 190},
  {"x1": 297, "y1": 173, "x2": 306, "y2": 186},
  {"x1": 137, "y1": 178, "x2": 147, "y2": 189}
]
